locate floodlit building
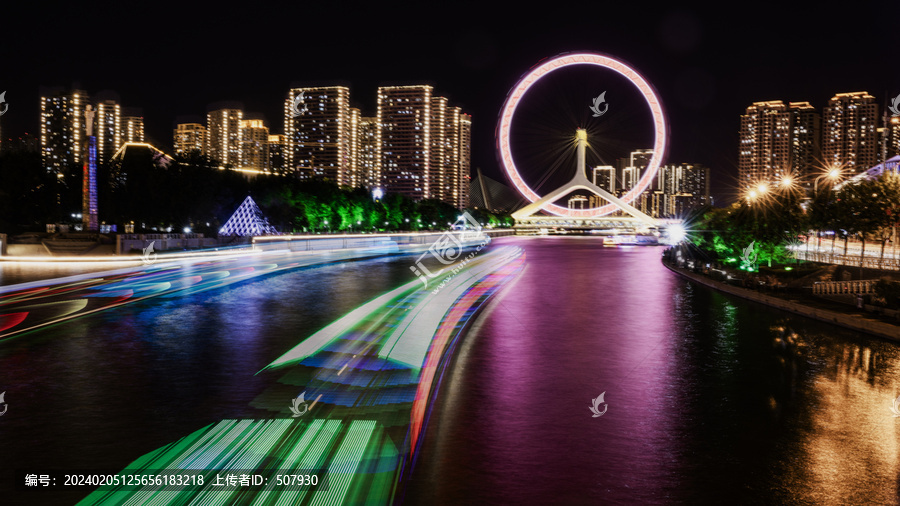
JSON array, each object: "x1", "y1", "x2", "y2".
[
  {"x1": 739, "y1": 100, "x2": 823, "y2": 187},
  {"x1": 96, "y1": 100, "x2": 122, "y2": 164},
  {"x1": 375, "y1": 86, "x2": 470, "y2": 207},
  {"x1": 568, "y1": 195, "x2": 588, "y2": 209},
  {"x1": 592, "y1": 165, "x2": 616, "y2": 194},
  {"x1": 284, "y1": 86, "x2": 352, "y2": 185},
  {"x1": 878, "y1": 115, "x2": 900, "y2": 163},
  {"x1": 122, "y1": 114, "x2": 145, "y2": 143},
  {"x1": 739, "y1": 101, "x2": 792, "y2": 188},
  {"x1": 822, "y1": 92, "x2": 878, "y2": 172},
  {"x1": 240, "y1": 119, "x2": 269, "y2": 171},
  {"x1": 788, "y1": 101, "x2": 821, "y2": 178},
  {"x1": 378, "y1": 85, "x2": 433, "y2": 201},
  {"x1": 40, "y1": 89, "x2": 89, "y2": 174},
  {"x1": 620, "y1": 149, "x2": 653, "y2": 193},
  {"x1": 357, "y1": 116, "x2": 380, "y2": 189},
  {"x1": 174, "y1": 123, "x2": 206, "y2": 156},
  {"x1": 457, "y1": 112, "x2": 471, "y2": 209},
  {"x1": 657, "y1": 163, "x2": 710, "y2": 217},
  {"x1": 206, "y1": 107, "x2": 243, "y2": 166},
  {"x1": 268, "y1": 134, "x2": 285, "y2": 174}
]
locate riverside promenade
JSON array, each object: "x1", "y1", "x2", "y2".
[{"x1": 664, "y1": 261, "x2": 900, "y2": 341}]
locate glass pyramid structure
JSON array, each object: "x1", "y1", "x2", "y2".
[{"x1": 218, "y1": 196, "x2": 279, "y2": 236}]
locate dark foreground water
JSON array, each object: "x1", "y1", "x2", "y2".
[{"x1": 1, "y1": 236, "x2": 899, "y2": 505}]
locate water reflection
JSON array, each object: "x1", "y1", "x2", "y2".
[{"x1": 406, "y1": 237, "x2": 900, "y2": 505}]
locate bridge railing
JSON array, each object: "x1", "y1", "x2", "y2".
[{"x1": 793, "y1": 250, "x2": 900, "y2": 271}]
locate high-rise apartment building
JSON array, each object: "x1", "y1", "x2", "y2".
[
  {"x1": 457, "y1": 113, "x2": 471, "y2": 209},
  {"x1": 284, "y1": 86, "x2": 352, "y2": 185},
  {"x1": 40, "y1": 89, "x2": 89, "y2": 174},
  {"x1": 878, "y1": 115, "x2": 900, "y2": 162},
  {"x1": 378, "y1": 85, "x2": 432, "y2": 200},
  {"x1": 206, "y1": 107, "x2": 243, "y2": 166},
  {"x1": 788, "y1": 101, "x2": 821, "y2": 178},
  {"x1": 619, "y1": 149, "x2": 653, "y2": 193},
  {"x1": 822, "y1": 92, "x2": 878, "y2": 172},
  {"x1": 96, "y1": 100, "x2": 121, "y2": 164},
  {"x1": 348, "y1": 107, "x2": 361, "y2": 188},
  {"x1": 122, "y1": 113, "x2": 144, "y2": 143},
  {"x1": 268, "y1": 134, "x2": 285, "y2": 174},
  {"x1": 592, "y1": 166, "x2": 616, "y2": 194},
  {"x1": 429, "y1": 96, "x2": 450, "y2": 202},
  {"x1": 658, "y1": 163, "x2": 710, "y2": 216},
  {"x1": 174, "y1": 123, "x2": 206, "y2": 156},
  {"x1": 240, "y1": 119, "x2": 269, "y2": 171},
  {"x1": 357, "y1": 116, "x2": 380, "y2": 189},
  {"x1": 739, "y1": 101, "x2": 792, "y2": 188}
]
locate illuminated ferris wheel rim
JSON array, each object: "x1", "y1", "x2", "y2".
[{"x1": 496, "y1": 52, "x2": 669, "y2": 218}]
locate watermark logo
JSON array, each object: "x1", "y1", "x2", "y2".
[
  {"x1": 141, "y1": 241, "x2": 157, "y2": 265},
  {"x1": 0, "y1": 391, "x2": 7, "y2": 417},
  {"x1": 740, "y1": 241, "x2": 758, "y2": 271},
  {"x1": 291, "y1": 92, "x2": 309, "y2": 118},
  {"x1": 889, "y1": 93, "x2": 900, "y2": 117},
  {"x1": 289, "y1": 392, "x2": 309, "y2": 417},
  {"x1": 589, "y1": 91, "x2": 608, "y2": 117},
  {"x1": 0, "y1": 91, "x2": 8, "y2": 117},
  {"x1": 410, "y1": 211, "x2": 489, "y2": 290},
  {"x1": 589, "y1": 392, "x2": 607, "y2": 417},
  {"x1": 890, "y1": 394, "x2": 900, "y2": 417}
]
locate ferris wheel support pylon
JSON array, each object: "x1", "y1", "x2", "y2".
[{"x1": 510, "y1": 128, "x2": 657, "y2": 225}]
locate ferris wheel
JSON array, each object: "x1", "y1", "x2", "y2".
[{"x1": 496, "y1": 52, "x2": 669, "y2": 222}]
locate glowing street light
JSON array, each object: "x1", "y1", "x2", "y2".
[
  {"x1": 814, "y1": 163, "x2": 845, "y2": 192},
  {"x1": 667, "y1": 223, "x2": 687, "y2": 243}
]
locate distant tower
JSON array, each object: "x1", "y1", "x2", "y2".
[{"x1": 82, "y1": 105, "x2": 98, "y2": 231}]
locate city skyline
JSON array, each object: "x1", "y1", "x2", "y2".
[{"x1": 2, "y1": 1, "x2": 898, "y2": 205}]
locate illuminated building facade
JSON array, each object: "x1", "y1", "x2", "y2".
[
  {"x1": 96, "y1": 100, "x2": 122, "y2": 164},
  {"x1": 592, "y1": 166, "x2": 616, "y2": 194},
  {"x1": 823, "y1": 92, "x2": 878, "y2": 172},
  {"x1": 122, "y1": 114, "x2": 145, "y2": 143},
  {"x1": 619, "y1": 149, "x2": 653, "y2": 194},
  {"x1": 457, "y1": 113, "x2": 471, "y2": 209},
  {"x1": 357, "y1": 116, "x2": 380, "y2": 189},
  {"x1": 375, "y1": 86, "x2": 470, "y2": 207},
  {"x1": 881, "y1": 116, "x2": 900, "y2": 161},
  {"x1": 739, "y1": 101, "x2": 792, "y2": 188},
  {"x1": 788, "y1": 101, "x2": 821, "y2": 178},
  {"x1": 268, "y1": 134, "x2": 285, "y2": 174},
  {"x1": 567, "y1": 195, "x2": 587, "y2": 209},
  {"x1": 41, "y1": 89, "x2": 88, "y2": 174},
  {"x1": 348, "y1": 107, "x2": 360, "y2": 187},
  {"x1": 429, "y1": 97, "x2": 448, "y2": 200},
  {"x1": 240, "y1": 119, "x2": 270, "y2": 171},
  {"x1": 284, "y1": 86, "x2": 352, "y2": 185},
  {"x1": 378, "y1": 85, "x2": 432, "y2": 200},
  {"x1": 174, "y1": 123, "x2": 206, "y2": 156},
  {"x1": 657, "y1": 163, "x2": 710, "y2": 217},
  {"x1": 206, "y1": 107, "x2": 243, "y2": 166}
]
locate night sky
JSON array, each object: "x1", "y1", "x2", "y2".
[{"x1": 3, "y1": 0, "x2": 898, "y2": 203}]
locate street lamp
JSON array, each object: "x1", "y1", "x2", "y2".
[{"x1": 814, "y1": 165, "x2": 843, "y2": 193}]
